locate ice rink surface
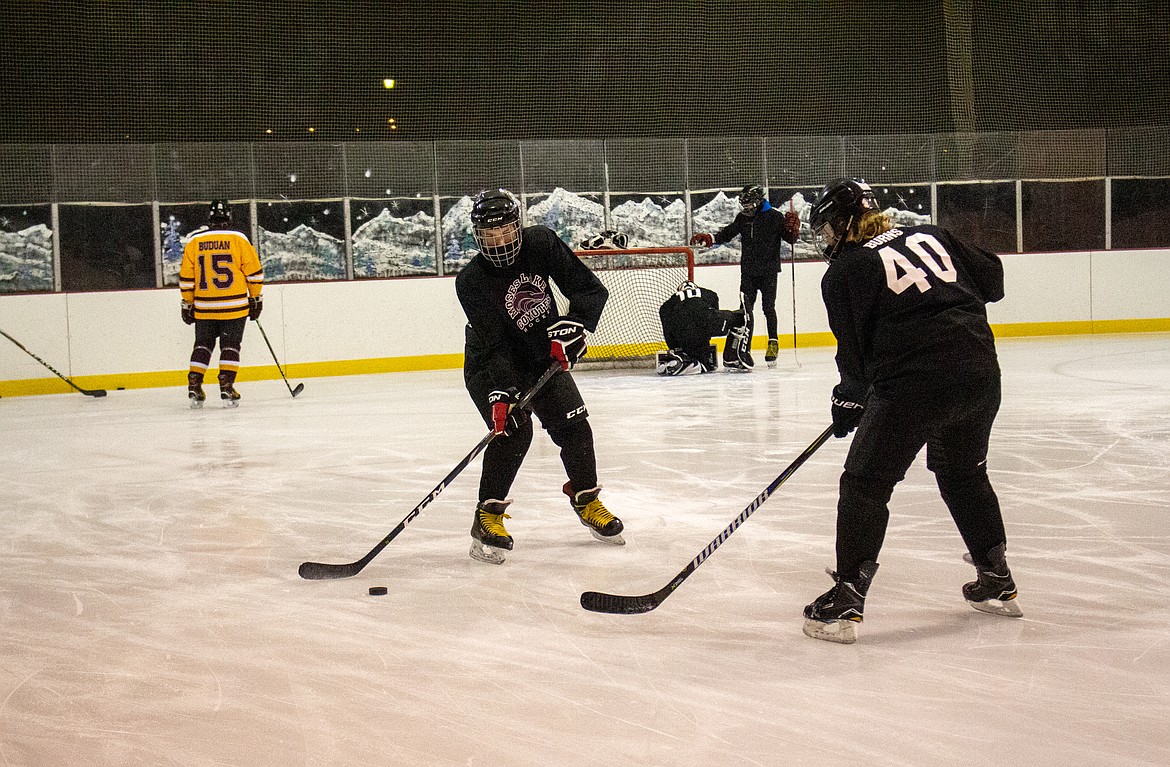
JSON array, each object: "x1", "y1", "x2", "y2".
[{"x1": 1, "y1": 333, "x2": 1168, "y2": 766}]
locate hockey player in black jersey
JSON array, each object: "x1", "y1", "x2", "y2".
[
  {"x1": 456, "y1": 189, "x2": 625, "y2": 564},
  {"x1": 656, "y1": 280, "x2": 750, "y2": 374},
  {"x1": 690, "y1": 185, "x2": 801, "y2": 366},
  {"x1": 802, "y1": 178, "x2": 1021, "y2": 644}
]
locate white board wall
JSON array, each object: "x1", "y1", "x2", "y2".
[{"x1": 1, "y1": 249, "x2": 1167, "y2": 385}]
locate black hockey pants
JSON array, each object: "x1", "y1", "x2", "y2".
[{"x1": 834, "y1": 375, "x2": 1007, "y2": 579}]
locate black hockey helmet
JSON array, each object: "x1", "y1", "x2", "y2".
[
  {"x1": 809, "y1": 178, "x2": 879, "y2": 260},
  {"x1": 739, "y1": 185, "x2": 765, "y2": 217},
  {"x1": 208, "y1": 199, "x2": 232, "y2": 226},
  {"x1": 471, "y1": 188, "x2": 523, "y2": 268}
]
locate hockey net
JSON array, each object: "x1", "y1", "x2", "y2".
[{"x1": 559, "y1": 247, "x2": 694, "y2": 366}]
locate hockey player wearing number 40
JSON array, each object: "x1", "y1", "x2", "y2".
[
  {"x1": 802, "y1": 178, "x2": 1022, "y2": 645},
  {"x1": 455, "y1": 189, "x2": 625, "y2": 565}
]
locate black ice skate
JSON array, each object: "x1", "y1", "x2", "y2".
[
  {"x1": 565, "y1": 483, "x2": 625, "y2": 545},
  {"x1": 765, "y1": 338, "x2": 779, "y2": 367},
  {"x1": 803, "y1": 561, "x2": 880, "y2": 644},
  {"x1": 188, "y1": 372, "x2": 205, "y2": 410},
  {"x1": 220, "y1": 384, "x2": 241, "y2": 409},
  {"x1": 963, "y1": 543, "x2": 1023, "y2": 617},
  {"x1": 469, "y1": 499, "x2": 513, "y2": 564}
]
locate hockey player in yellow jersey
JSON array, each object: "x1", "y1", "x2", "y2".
[{"x1": 179, "y1": 200, "x2": 264, "y2": 408}]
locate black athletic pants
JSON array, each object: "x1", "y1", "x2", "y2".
[
  {"x1": 835, "y1": 374, "x2": 1007, "y2": 579},
  {"x1": 663, "y1": 308, "x2": 742, "y2": 360},
  {"x1": 190, "y1": 317, "x2": 246, "y2": 385},
  {"x1": 466, "y1": 368, "x2": 598, "y2": 503},
  {"x1": 739, "y1": 271, "x2": 779, "y2": 340}
]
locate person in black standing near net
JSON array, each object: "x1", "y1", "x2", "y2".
[
  {"x1": 690, "y1": 185, "x2": 801, "y2": 367},
  {"x1": 801, "y1": 177, "x2": 1022, "y2": 644},
  {"x1": 455, "y1": 188, "x2": 625, "y2": 564}
]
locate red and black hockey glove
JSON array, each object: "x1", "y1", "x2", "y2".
[
  {"x1": 488, "y1": 388, "x2": 528, "y2": 436},
  {"x1": 181, "y1": 301, "x2": 195, "y2": 325},
  {"x1": 547, "y1": 319, "x2": 587, "y2": 371},
  {"x1": 248, "y1": 296, "x2": 263, "y2": 321},
  {"x1": 830, "y1": 385, "x2": 865, "y2": 438},
  {"x1": 782, "y1": 211, "x2": 801, "y2": 245},
  {"x1": 689, "y1": 232, "x2": 714, "y2": 248}
]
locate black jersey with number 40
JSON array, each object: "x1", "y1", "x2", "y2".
[{"x1": 821, "y1": 223, "x2": 1005, "y2": 401}]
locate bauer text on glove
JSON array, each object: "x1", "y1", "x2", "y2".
[{"x1": 830, "y1": 385, "x2": 865, "y2": 438}]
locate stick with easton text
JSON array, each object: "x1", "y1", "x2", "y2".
[
  {"x1": 254, "y1": 319, "x2": 304, "y2": 397},
  {"x1": 0, "y1": 328, "x2": 107, "y2": 397},
  {"x1": 580, "y1": 424, "x2": 834, "y2": 614},
  {"x1": 298, "y1": 362, "x2": 562, "y2": 580}
]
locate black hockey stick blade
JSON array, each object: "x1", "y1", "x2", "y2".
[
  {"x1": 254, "y1": 320, "x2": 304, "y2": 397},
  {"x1": 0, "y1": 328, "x2": 107, "y2": 397},
  {"x1": 298, "y1": 363, "x2": 561, "y2": 580},
  {"x1": 581, "y1": 424, "x2": 834, "y2": 615}
]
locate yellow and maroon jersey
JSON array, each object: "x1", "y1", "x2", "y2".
[{"x1": 179, "y1": 229, "x2": 264, "y2": 321}]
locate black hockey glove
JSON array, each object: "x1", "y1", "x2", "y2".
[
  {"x1": 488, "y1": 388, "x2": 528, "y2": 436},
  {"x1": 830, "y1": 385, "x2": 865, "y2": 438},
  {"x1": 547, "y1": 319, "x2": 587, "y2": 371},
  {"x1": 248, "y1": 296, "x2": 263, "y2": 321},
  {"x1": 181, "y1": 301, "x2": 195, "y2": 325}
]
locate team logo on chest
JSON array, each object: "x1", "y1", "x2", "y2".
[{"x1": 505, "y1": 273, "x2": 552, "y2": 331}]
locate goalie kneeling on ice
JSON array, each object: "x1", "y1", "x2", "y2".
[{"x1": 657, "y1": 280, "x2": 747, "y2": 374}]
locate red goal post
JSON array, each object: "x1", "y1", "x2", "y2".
[{"x1": 566, "y1": 246, "x2": 695, "y2": 365}]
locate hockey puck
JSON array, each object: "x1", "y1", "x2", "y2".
[{"x1": 368, "y1": 586, "x2": 388, "y2": 596}]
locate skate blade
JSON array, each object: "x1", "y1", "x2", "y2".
[
  {"x1": 469, "y1": 539, "x2": 507, "y2": 565},
  {"x1": 222, "y1": 399, "x2": 239, "y2": 409},
  {"x1": 968, "y1": 597, "x2": 1023, "y2": 618},
  {"x1": 189, "y1": 399, "x2": 204, "y2": 410},
  {"x1": 767, "y1": 360, "x2": 777, "y2": 368},
  {"x1": 803, "y1": 618, "x2": 860, "y2": 644},
  {"x1": 587, "y1": 529, "x2": 625, "y2": 546}
]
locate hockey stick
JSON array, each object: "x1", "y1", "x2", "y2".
[
  {"x1": 789, "y1": 197, "x2": 801, "y2": 368},
  {"x1": 0, "y1": 328, "x2": 107, "y2": 397},
  {"x1": 298, "y1": 362, "x2": 562, "y2": 580},
  {"x1": 254, "y1": 319, "x2": 304, "y2": 397},
  {"x1": 581, "y1": 424, "x2": 834, "y2": 614}
]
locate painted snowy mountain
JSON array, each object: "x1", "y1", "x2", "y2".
[
  {"x1": 440, "y1": 195, "x2": 477, "y2": 273},
  {"x1": 353, "y1": 207, "x2": 436, "y2": 277},
  {"x1": 0, "y1": 224, "x2": 54, "y2": 292},
  {"x1": 260, "y1": 224, "x2": 346, "y2": 281},
  {"x1": 610, "y1": 196, "x2": 688, "y2": 247},
  {"x1": 526, "y1": 187, "x2": 605, "y2": 247}
]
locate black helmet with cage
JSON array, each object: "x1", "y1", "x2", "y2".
[
  {"x1": 208, "y1": 199, "x2": 232, "y2": 227},
  {"x1": 738, "y1": 185, "x2": 765, "y2": 217},
  {"x1": 471, "y1": 188, "x2": 523, "y2": 268},
  {"x1": 808, "y1": 178, "x2": 880, "y2": 261}
]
